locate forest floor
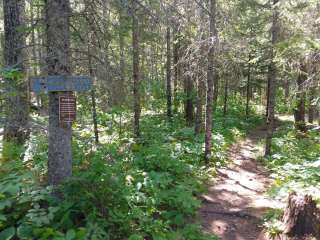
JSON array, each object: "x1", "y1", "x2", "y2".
[{"x1": 199, "y1": 121, "x2": 285, "y2": 240}]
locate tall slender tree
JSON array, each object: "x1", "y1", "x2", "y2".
[
  {"x1": 205, "y1": 0, "x2": 218, "y2": 163},
  {"x1": 45, "y1": 0, "x2": 73, "y2": 185},
  {"x1": 166, "y1": 26, "x2": 172, "y2": 119},
  {"x1": 132, "y1": 0, "x2": 141, "y2": 137},
  {"x1": 246, "y1": 53, "x2": 252, "y2": 117},
  {"x1": 3, "y1": 0, "x2": 29, "y2": 155},
  {"x1": 173, "y1": 27, "x2": 180, "y2": 113},
  {"x1": 195, "y1": 2, "x2": 206, "y2": 135},
  {"x1": 84, "y1": 1, "x2": 99, "y2": 144},
  {"x1": 265, "y1": 0, "x2": 280, "y2": 156},
  {"x1": 294, "y1": 63, "x2": 307, "y2": 132}
]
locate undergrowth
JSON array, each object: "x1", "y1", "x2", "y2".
[
  {"x1": 262, "y1": 122, "x2": 320, "y2": 238},
  {"x1": 0, "y1": 105, "x2": 262, "y2": 240}
]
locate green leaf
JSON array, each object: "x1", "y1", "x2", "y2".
[
  {"x1": 0, "y1": 200, "x2": 12, "y2": 210},
  {"x1": 0, "y1": 214, "x2": 7, "y2": 222},
  {"x1": 66, "y1": 229, "x2": 76, "y2": 240},
  {"x1": 128, "y1": 234, "x2": 144, "y2": 240},
  {"x1": 17, "y1": 224, "x2": 33, "y2": 239},
  {"x1": 1, "y1": 184, "x2": 20, "y2": 195},
  {"x1": 0, "y1": 227, "x2": 15, "y2": 240}
]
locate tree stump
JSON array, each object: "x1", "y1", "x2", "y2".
[{"x1": 282, "y1": 192, "x2": 320, "y2": 239}]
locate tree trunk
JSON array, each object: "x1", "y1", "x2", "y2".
[
  {"x1": 173, "y1": 29, "x2": 180, "y2": 113},
  {"x1": 294, "y1": 65, "x2": 307, "y2": 132},
  {"x1": 223, "y1": 78, "x2": 228, "y2": 116},
  {"x1": 213, "y1": 69, "x2": 219, "y2": 113},
  {"x1": 166, "y1": 26, "x2": 172, "y2": 119},
  {"x1": 308, "y1": 88, "x2": 315, "y2": 124},
  {"x1": 184, "y1": 71, "x2": 194, "y2": 126},
  {"x1": 265, "y1": 0, "x2": 279, "y2": 157},
  {"x1": 30, "y1": 3, "x2": 42, "y2": 111},
  {"x1": 285, "y1": 78, "x2": 290, "y2": 104},
  {"x1": 88, "y1": 46, "x2": 99, "y2": 144},
  {"x1": 195, "y1": 72, "x2": 205, "y2": 134},
  {"x1": 283, "y1": 192, "x2": 320, "y2": 239},
  {"x1": 266, "y1": 75, "x2": 270, "y2": 117},
  {"x1": 45, "y1": 0, "x2": 72, "y2": 186},
  {"x1": 3, "y1": 0, "x2": 30, "y2": 150},
  {"x1": 195, "y1": 3, "x2": 206, "y2": 135},
  {"x1": 132, "y1": 0, "x2": 141, "y2": 138},
  {"x1": 205, "y1": 0, "x2": 218, "y2": 163},
  {"x1": 246, "y1": 54, "x2": 251, "y2": 117},
  {"x1": 118, "y1": 10, "x2": 126, "y2": 105},
  {"x1": 85, "y1": 2, "x2": 100, "y2": 144}
]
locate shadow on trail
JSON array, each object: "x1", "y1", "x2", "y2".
[{"x1": 199, "y1": 120, "x2": 285, "y2": 240}]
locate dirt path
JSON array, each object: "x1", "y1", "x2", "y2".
[{"x1": 199, "y1": 123, "x2": 284, "y2": 240}]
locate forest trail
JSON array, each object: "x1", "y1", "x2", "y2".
[{"x1": 199, "y1": 122, "x2": 285, "y2": 240}]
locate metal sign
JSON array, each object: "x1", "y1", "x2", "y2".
[
  {"x1": 31, "y1": 75, "x2": 92, "y2": 93},
  {"x1": 59, "y1": 95, "x2": 76, "y2": 123}
]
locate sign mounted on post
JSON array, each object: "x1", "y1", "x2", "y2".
[
  {"x1": 31, "y1": 75, "x2": 92, "y2": 93},
  {"x1": 30, "y1": 75, "x2": 92, "y2": 125},
  {"x1": 59, "y1": 95, "x2": 77, "y2": 123}
]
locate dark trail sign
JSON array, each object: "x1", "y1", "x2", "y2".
[
  {"x1": 31, "y1": 75, "x2": 92, "y2": 93},
  {"x1": 59, "y1": 95, "x2": 77, "y2": 123}
]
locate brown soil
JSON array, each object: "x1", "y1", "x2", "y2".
[{"x1": 199, "y1": 124, "x2": 285, "y2": 240}]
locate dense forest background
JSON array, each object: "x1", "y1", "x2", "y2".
[{"x1": 0, "y1": 0, "x2": 319, "y2": 239}]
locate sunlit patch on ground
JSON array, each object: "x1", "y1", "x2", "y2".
[{"x1": 200, "y1": 123, "x2": 285, "y2": 240}]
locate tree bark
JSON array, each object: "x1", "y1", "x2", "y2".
[
  {"x1": 265, "y1": 0, "x2": 279, "y2": 157},
  {"x1": 294, "y1": 65, "x2": 307, "y2": 132},
  {"x1": 118, "y1": 10, "x2": 126, "y2": 105},
  {"x1": 184, "y1": 71, "x2": 194, "y2": 126},
  {"x1": 88, "y1": 45, "x2": 99, "y2": 144},
  {"x1": 85, "y1": 2, "x2": 99, "y2": 144},
  {"x1": 205, "y1": 0, "x2": 218, "y2": 163},
  {"x1": 285, "y1": 78, "x2": 290, "y2": 104},
  {"x1": 223, "y1": 78, "x2": 228, "y2": 116},
  {"x1": 266, "y1": 74, "x2": 271, "y2": 117},
  {"x1": 132, "y1": 0, "x2": 141, "y2": 138},
  {"x1": 45, "y1": 0, "x2": 72, "y2": 186},
  {"x1": 173, "y1": 29, "x2": 180, "y2": 113},
  {"x1": 166, "y1": 26, "x2": 172, "y2": 119},
  {"x1": 283, "y1": 192, "x2": 320, "y2": 239},
  {"x1": 308, "y1": 88, "x2": 315, "y2": 124},
  {"x1": 3, "y1": 0, "x2": 30, "y2": 149},
  {"x1": 246, "y1": 54, "x2": 251, "y2": 117},
  {"x1": 195, "y1": 3, "x2": 206, "y2": 135}
]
